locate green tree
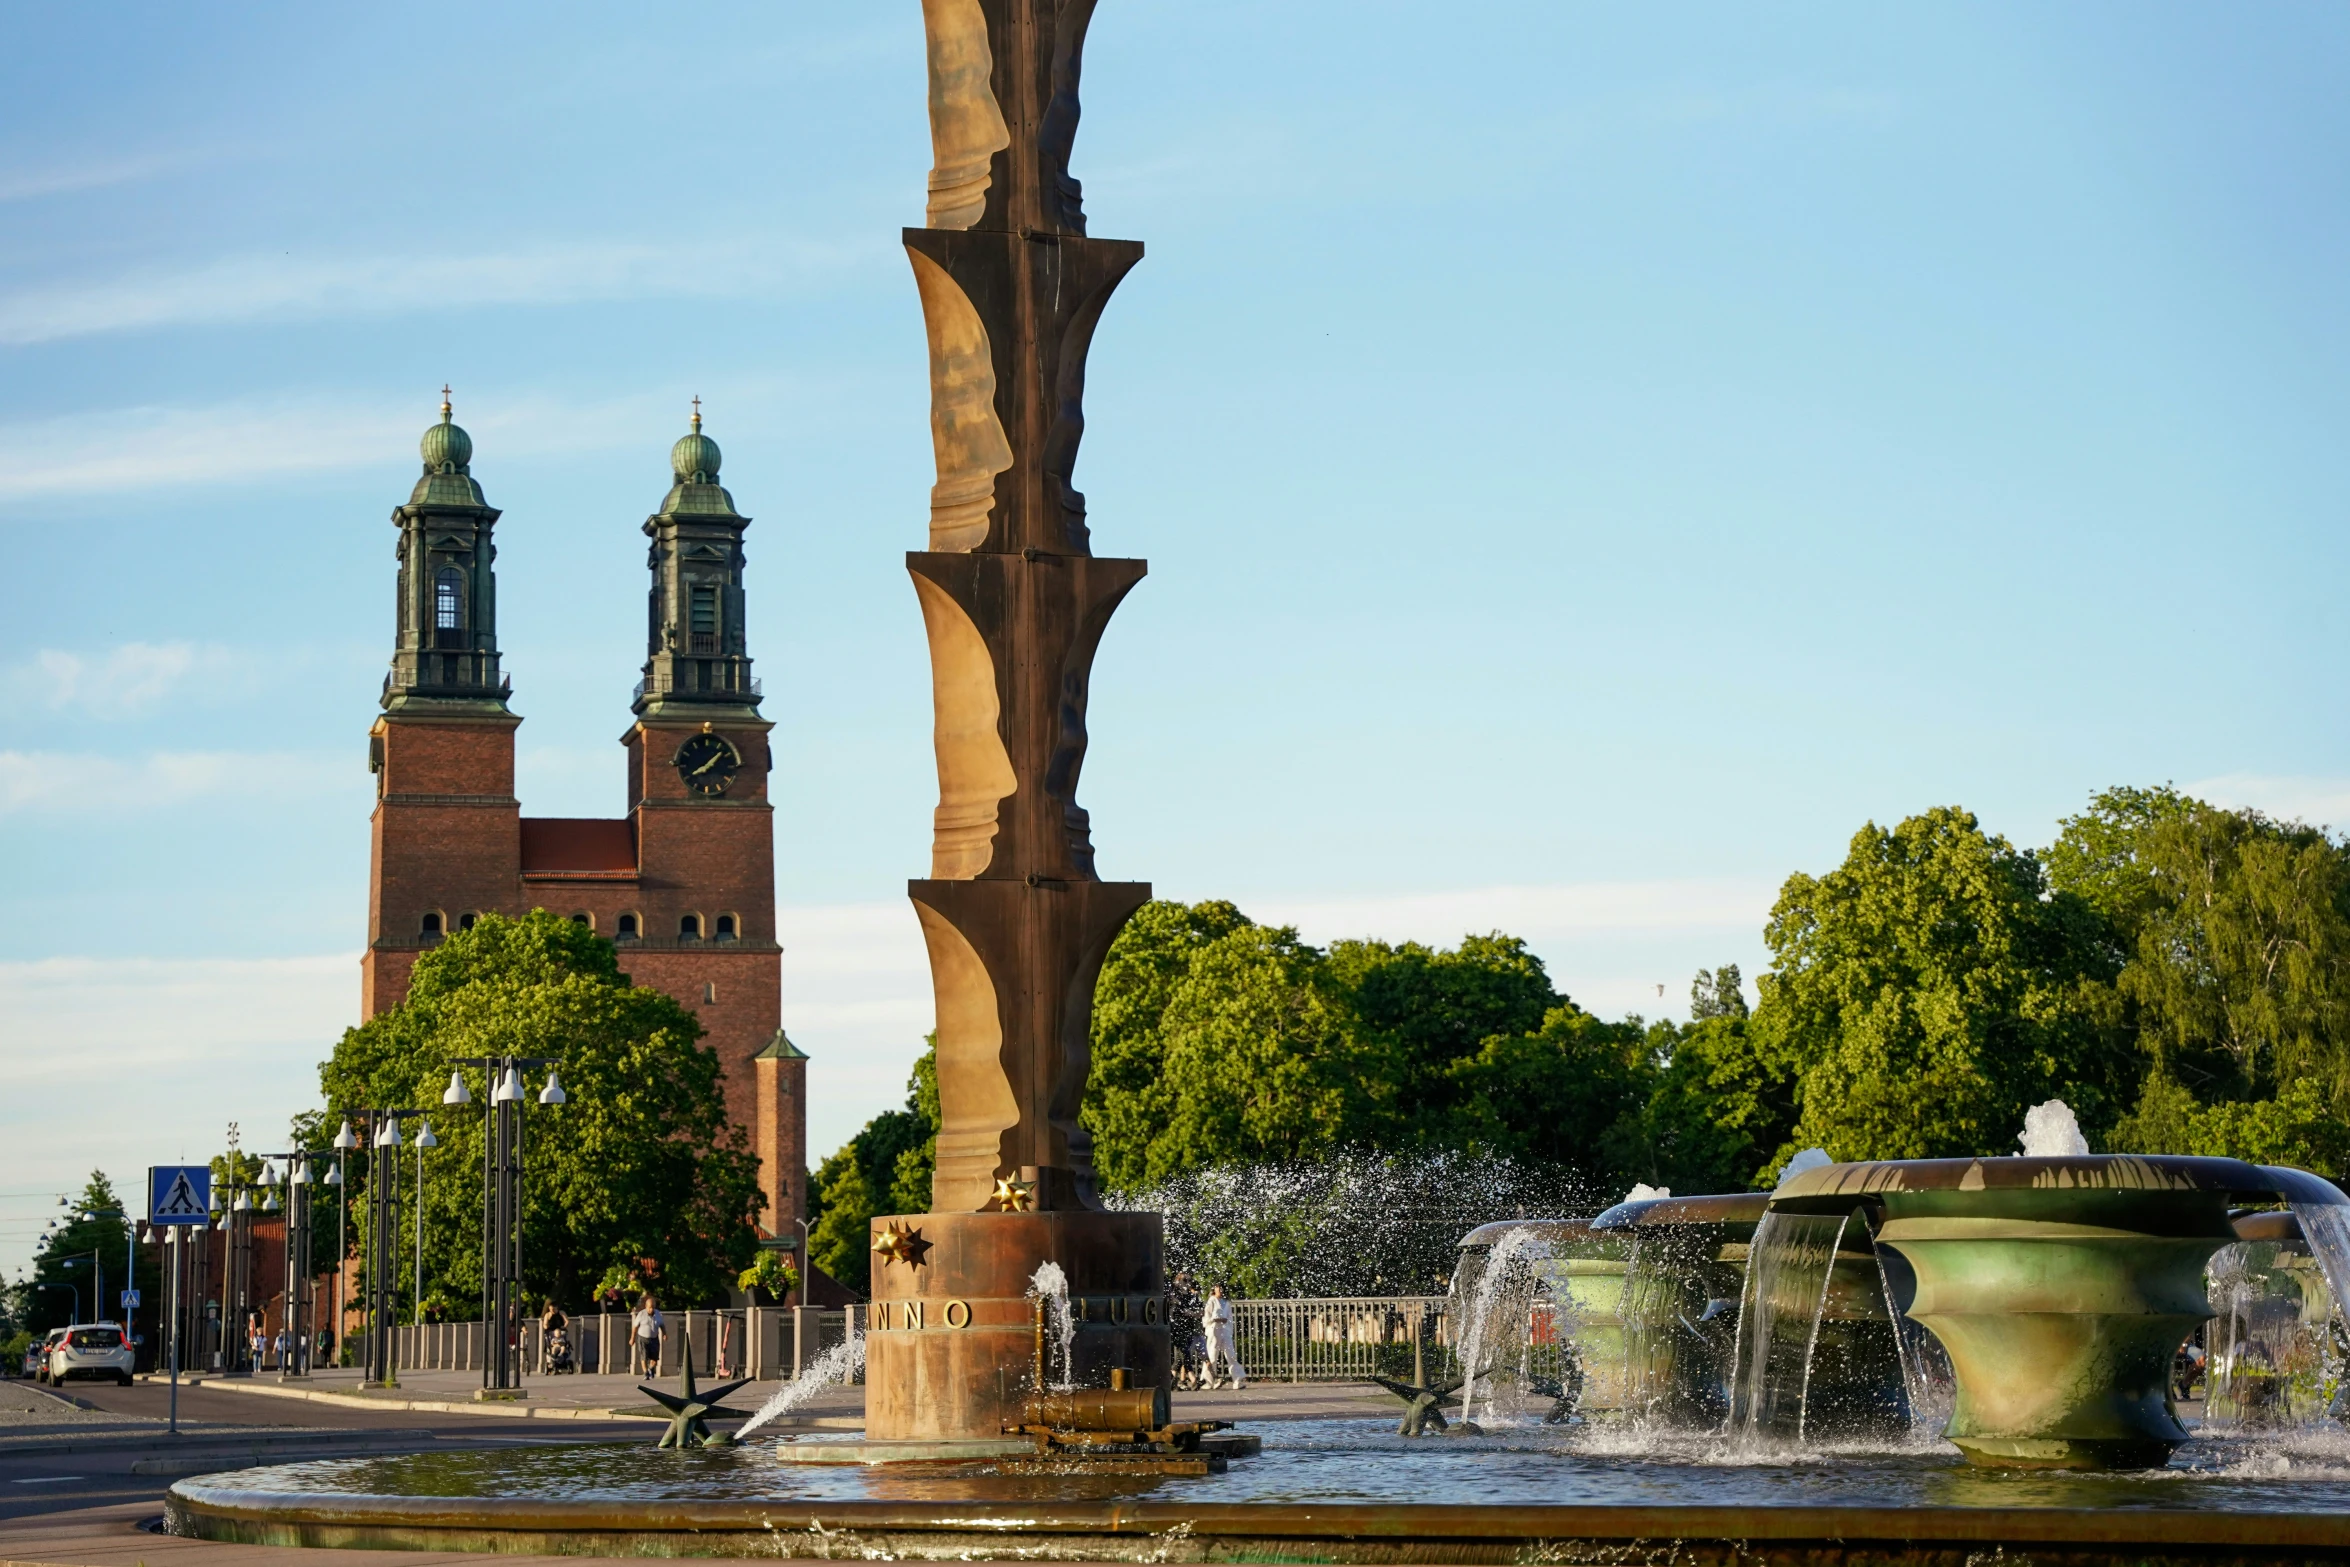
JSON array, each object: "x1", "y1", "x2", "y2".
[
  {"x1": 26, "y1": 1172, "x2": 157, "y2": 1338},
  {"x1": 2051, "y1": 787, "x2": 2350, "y2": 1169},
  {"x1": 804, "y1": 1043, "x2": 939, "y2": 1295},
  {"x1": 1753, "y1": 806, "x2": 2135, "y2": 1171},
  {"x1": 1323, "y1": 932, "x2": 1560, "y2": 1143},
  {"x1": 1441, "y1": 1003, "x2": 1651, "y2": 1178},
  {"x1": 1088, "y1": 917, "x2": 1376, "y2": 1188},
  {"x1": 1606, "y1": 983, "x2": 1797, "y2": 1193},
  {"x1": 320, "y1": 911, "x2": 761, "y2": 1312}
]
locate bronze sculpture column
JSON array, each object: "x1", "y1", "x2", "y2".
[{"x1": 865, "y1": 0, "x2": 1168, "y2": 1442}]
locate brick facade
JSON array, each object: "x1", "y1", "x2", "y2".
[{"x1": 362, "y1": 713, "x2": 804, "y2": 1233}]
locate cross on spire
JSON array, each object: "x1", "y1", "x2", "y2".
[
  {"x1": 440, "y1": 384, "x2": 453, "y2": 420},
  {"x1": 690, "y1": 395, "x2": 702, "y2": 432}
]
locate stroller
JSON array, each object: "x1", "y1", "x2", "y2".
[{"x1": 544, "y1": 1325, "x2": 577, "y2": 1375}]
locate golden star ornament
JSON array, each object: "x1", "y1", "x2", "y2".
[{"x1": 989, "y1": 1175, "x2": 1038, "y2": 1213}]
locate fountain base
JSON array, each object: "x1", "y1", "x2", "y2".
[{"x1": 864, "y1": 1209, "x2": 1168, "y2": 1442}]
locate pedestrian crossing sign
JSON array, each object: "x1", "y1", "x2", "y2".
[{"x1": 149, "y1": 1165, "x2": 211, "y2": 1225}]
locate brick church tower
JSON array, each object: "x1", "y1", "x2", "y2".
[{"x1": 361, "y1": 396, "x2": 808, "y2": 1234}]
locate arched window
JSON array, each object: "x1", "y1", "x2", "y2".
[
  {"x1": 570, "y1": 912, "x2": 593, "y2": 930},
  {"x1": 458, "y1": 911, "x2": 478, "y2": 931},
  {"x1": 714, "y1": 914, "x2": 737, "y2": 942},
  {"x1": 420, "y1": 911, "x2": 443, "y2": 938},
  {"x1": 435, "y1": 569, "x2": 463, "y2": 631},
  {"x1": 616, "y1": 913, "x2": 639, "y2": 940},
  {"x1": 679, "y1": 913, "x2": 702, "y2": 941}
]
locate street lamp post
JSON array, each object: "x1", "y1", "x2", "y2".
[
  {"x1": 255, "y1": 1153, "x2": 316, "y2": 1379},
  {"x1": 413, "y1": 1119, "x2": 438, "y2": 1327},
  {"x1": 32, "y1": 1280, "x2": 79, "y2": 1327},
  {"x1": 332, "y1": 1117, "x2": 357, "y2": 1368},
  {"x1": 445, "y1": 1059, "x2": 566, "y2": 1394},
  {"x1": 351, "y1": 1110, "x2": 423, "y2": 1387}
]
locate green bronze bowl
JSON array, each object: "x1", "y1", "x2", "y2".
[{"x1": 1771, "y1": 1156, "x2": 2348, "y2": 1470}]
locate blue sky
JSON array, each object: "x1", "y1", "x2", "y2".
[{"x1": 3, "y1": 3, "x2": 2347, "y2": 1274}]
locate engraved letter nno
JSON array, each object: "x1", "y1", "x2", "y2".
[{"x1": 864, "y1": 0, "x2": 1170, "y2": 1444}]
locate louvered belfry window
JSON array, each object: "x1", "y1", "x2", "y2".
[{"x1": 690, "y1": 583, "x2": 719, "y2": 653}]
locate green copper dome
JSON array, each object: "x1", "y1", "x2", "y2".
[
  {"x1": 409, "y1": 392, "x2": 488, "y2": 509},
  {"x1": 655, "y1": 402, "x2": 741, "y2": 518},
  {"x1": 421, "y1": 399, "x2": 473, "y2": 475},
  {"x1": 671, "y1": 410, "x2": 721, "y2": 485}
]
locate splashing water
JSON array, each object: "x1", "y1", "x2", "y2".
[
  {"x1": 1726, "y1": 1210, "x2": 1848, "y2": 1445},
  {"x1": 1775, "y1": 1148, "x2": 1832, "y2": 1186},
  {"x1": 734, "y1": 1331, "x2": 866, "y2": 1440},
  {"x1": 1623, "y1": 1183, "x2": 1672, "y2": 1204},
  {"x1": 2204, "y1": 1238, "x2": 2338, "y2": 1432},
  {"x1": 2018, "y1": 1100, "x2": 2090, "y2": 1156},
  {"x1": 1452, "y1": 1226, "x2": 1556, "y2": 1427},
  {"x1": 1029, "y1": 1261, "x2": 1075, "y2": 1390}
]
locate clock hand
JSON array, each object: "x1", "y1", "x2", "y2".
[{"x1": 692, "y1": 752, "x2": 723, "y2": 776}]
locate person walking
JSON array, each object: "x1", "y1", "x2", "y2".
[
  {"x1": 631, "y1": 1294, "x2": 665, "y2": 1378},
  {"x1": 1203, "y1": 1283, "x2": 1245, "y2": 1390},
  {"x1": 1168, "y1": 1273, "x2": 1205, "y2": 1390}
]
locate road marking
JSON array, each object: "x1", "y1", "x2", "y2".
[{"x1": 11, "y1": 1476, "x2": 88, "y2": 1484}]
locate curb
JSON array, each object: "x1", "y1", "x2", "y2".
[
  {"x1": 154, "y1": 1376, "x2": 863, "y2": 1430},
  {"x1": 141, "y1": 1377, "x2": 653, "y2": 1422}
]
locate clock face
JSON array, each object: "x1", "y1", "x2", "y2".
[{"x1": 673, "y1": 732, "x2": 741, "y2": 797}]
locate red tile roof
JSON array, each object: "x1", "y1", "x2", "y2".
[{"x1": 520, "y1": 817, "x2": 637, "y2": 877}]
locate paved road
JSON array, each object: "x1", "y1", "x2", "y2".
[{"x1": 0, "y1": 1376, "x2": 648, "y2": 1526}]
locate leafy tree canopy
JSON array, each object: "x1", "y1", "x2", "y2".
[
  {"x1": 1753, "y1": 806, "x2": 2135, "y2": 1170},
  {"x1": 320, "y1": 911, "x2": 761, "y2": 1312}
]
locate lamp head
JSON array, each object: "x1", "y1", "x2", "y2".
[
  {"x1": 415, "y1": 1120, "x2": 439, "y2": 1149},
  {"x1": 263, "y1": 1189, "x2": 281, "y2": 1213},
  {"x1": 290, "y1": 1158, "x2": 312, "y2": 1186},
  {"x1": 493, "y1": 1067, "x2": 523, "y2": 1104},
  {"x1": 374, "y1": 1116, "x2": 402, "y2": 1149},
  {"x1": 538, "y1": 1070, "x2": 567, "y2": 1106},
  {"x1": 333, "y1": 1120, "x2": 359, "y2": 1151},
  {"x1": 325, "y1": 1164, "x2": 343, "y2": 1187},
  {"x1": 443, "y1": 1070, "x2": 472, "y2": 1106}
]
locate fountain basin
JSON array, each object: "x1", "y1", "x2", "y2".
[
  {"x1": 164, "y1": 1429, "x2": 2350, "y2": 1563},
  {"x1": 1772, "y1": 1156, "x2": 2350, "y2": 1469}
]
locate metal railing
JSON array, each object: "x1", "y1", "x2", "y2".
[
  {"x1": 357, "y1": 1306, "x2": 861, "y2": 1382},
  {"x1": 1227, "y1": 1296, "x2": 1451, "y2": 1383}
]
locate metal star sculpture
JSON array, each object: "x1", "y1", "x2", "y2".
[
  {"x1": 872, "y1": 1221, "x2": 932, "y2": 1269},
  {"x1": 1371, "y1": 1369, "x2": 1468, "y2": 1437},
  {"x1": 640, "y1": 1339, "x2": 752, "y2": 1449},
  {"x1": 989, "y1": 1174, "x2": 1037, "y2": 1213}
]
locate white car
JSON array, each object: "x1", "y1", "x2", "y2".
[{"x1": 44, "y1": 1323, "x2": 133, "y2": 1386}]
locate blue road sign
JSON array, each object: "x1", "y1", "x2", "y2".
[
  {"x1": 121, "y1": 1289, "x2": 141, "y2": 1309},
  {"x1": 148, "y1": 1165, "x2": 211, "y2": 1225}
]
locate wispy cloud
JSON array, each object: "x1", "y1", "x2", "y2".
[
  {"x1": 0, "y1": 145, "x2": 226, "y2": 204},
  {"x1": 0, "y1": 388, "x2": 690, "y2": 500},
  {"x1": 2188, "y1": 774, "x2": 2350, "y2": 833},
  {"x1": 2, "y1": 642, "x2": 257, "y2": 719},
  {"x1": 0, "y1": 237, "x2": 877, "y2": 347},
  {"x1": 0, "y1": 748, "x2": 350, "y2": 815}
]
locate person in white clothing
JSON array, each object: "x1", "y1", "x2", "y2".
[{"x1": 1203, "y1": 1283, "x2": 1246, "y2": 1390}]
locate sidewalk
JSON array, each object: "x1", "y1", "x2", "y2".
[
  {"x1": 158, "y1": 1368, "x2": 866, "y2": 1429},
  {"x1": 163, "y1": 1370, "x2": 1391, "y2": 1428}
]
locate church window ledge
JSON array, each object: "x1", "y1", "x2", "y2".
[
  {"x1": 420, "y1": 911, "x2": 444, "y2": 939},
  {"x1": 458, "y1": 912, "x2": 478, "y2": 931},
  {"x1": 678, "y1": 913, "x2": 703, "y2": 941},
  {"x1": 714, "y1": 914, "x2": 738, "y2": 942},
  {"x1": 616, "y1": 912, "x2": 640, "y2": 940}
]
